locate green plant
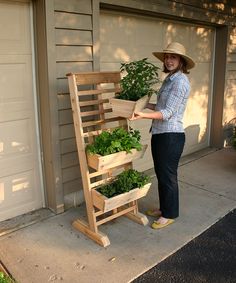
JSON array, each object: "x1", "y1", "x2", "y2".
[
  {"x1": 0, "y1": 272, "x2": 15, "y2": 283},
  {"x1": 117, "y1": 58, "x2": 161, "y2": 101},
  {"x1": 86, "y1": 127, "x2": 142, "y2": 156},
  {"x1": 97, "y1": 169, "x2": 150, "y2": 198}
]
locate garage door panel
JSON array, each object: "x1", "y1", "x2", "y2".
[
  {"x1": 0, "y1": 1, "x2": 31, "y2": 54},
  {"x1": 0, "y1": 154, "x2": 34, "y2": 178},
  {"x1": 0, "y1": 170, "x2": 35, "y2": 209},
  {"x1": 0, "y1": 119, "x2": 33, "y2": 157}
]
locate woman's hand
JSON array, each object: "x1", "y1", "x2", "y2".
[{"x1": 129, "y1": 112, "x2": 143, "y2": 121}]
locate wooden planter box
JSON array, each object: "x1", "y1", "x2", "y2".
[
  {"x1": 87, "y1": 145, "x2": 148, "y2": 171},
  {"x1": 92, "y1": 183, "x2": 151, "y2": 213},
  {"x1": 110, "y1": 95, "x2": 151, "y2": 118}
]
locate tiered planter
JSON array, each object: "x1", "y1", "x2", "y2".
[
  {"x1": 67, "y1": 71, "x2": 150, "y2": 247},
  {"x1": 87, "y1": 145, "x2": 148, "y2": 171},
  {"x1": 110, "y1": 94, "x2": 151, "y2": 118}
]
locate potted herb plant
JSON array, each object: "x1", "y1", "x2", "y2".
[
  {"x1": 110, "y1": 58, "x2": 161, "y2": 118},
  {"x1": 86, "y1": 127, "x2": 147, "y2": 171},
  {"x1": 92, "y1": 169, "x2": 151, "y2": 212}
]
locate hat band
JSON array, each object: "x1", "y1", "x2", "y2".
[{"x1": 163, "y1": 48, "x2": 186, "y2": 56}]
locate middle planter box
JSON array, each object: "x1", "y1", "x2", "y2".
[{"x1": 87, "y1": 145, "x2": 148, "y2": 171}]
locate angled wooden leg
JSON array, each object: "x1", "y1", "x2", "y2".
[
  {"x1": 72, "y1": 218, "x2": 110, "y2": 247},
  {"x1": 125, "y1": 211, "x2": 149, "y2": 226},
  {"x1": 124, "y1": 201, "x2": 149, "y2": 226}
]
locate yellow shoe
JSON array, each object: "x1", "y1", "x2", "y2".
[
  {"x1": 151, "y1": 219, "x2": 174, "y2": 229},
  {"x1": 145, "y1": 209, "x2": 162, "y2": 217}
]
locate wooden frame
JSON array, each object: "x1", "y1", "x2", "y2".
[{"x1": 67, "y1": 71, "x2": 149, "y2": 247}]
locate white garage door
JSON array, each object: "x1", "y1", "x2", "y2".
[
  {"x1": 0, "y1": 1, "x2": 44, "y2": 221},
  {"x1": 100, "y1": 11, "x2": 214, "y2": 171}
]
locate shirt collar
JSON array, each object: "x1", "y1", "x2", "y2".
[{"x1": 166, "y1": 71, "x2": 182, "y2": 82}]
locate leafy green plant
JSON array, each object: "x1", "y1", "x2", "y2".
[
  {"x1": 86, "y1": 127, "x2": 142, "y2": 156},
  {"x1": 0, "y1": 272, "x2": 15, "y2": 283},
  {"x1": 117, "y1": 58, "x2": 161, "y2": 101},
  {"x1": 97, "y1": 169, "x2": 150, "y2": 198}
]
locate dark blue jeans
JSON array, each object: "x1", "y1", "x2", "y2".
[{"x1": 151, "y1": 133, "x2": 185, "y2": 219}]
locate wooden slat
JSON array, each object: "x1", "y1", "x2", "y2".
[
  {"x1": 82, "y1": 116, "x2": 126, "y2": 128},
  {"x1": 77, "y1": 87, "x2": 121, "y2": 96},
  {"x1": 90, "y1": 177, "x2": 114, "y2": 189},
  {"x1": 96, "y1": 206, "x2": 136, "y2": 226},
  {"x1": 79, "y1": 98, "x2": 109, "y2": 107},
  {"x1": 83, "y1": 127, "x2": 117, "y2": 138},
  {"x1": 88, "y1": 164, "x2": 127, "y2": 179},
  {"x1": 72, "y1": 71, "x2": 121, "y2": 85},
  {"x1": 80, "y1": 108, "x2": 112, "y2": 117}
]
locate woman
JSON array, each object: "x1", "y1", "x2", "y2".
[{"x1": 131, "y1": 42, "x2": 195, "y2": 229}]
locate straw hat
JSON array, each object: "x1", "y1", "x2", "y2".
[{"x1": 153, "y1": 42, "x2": 195, "y2": 69}]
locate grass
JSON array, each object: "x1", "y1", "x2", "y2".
[{"x1": 0, "y1": 272, "x2": 15, "y2": 283}]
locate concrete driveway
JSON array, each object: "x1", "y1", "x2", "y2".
[{"x1": 0, "y1": 147, "x2": 235, "y2": 283}]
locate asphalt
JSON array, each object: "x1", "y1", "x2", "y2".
[
  {"x1": 133, "y1": 209, "x2": 236, "y2": 283},
  {"x1": 0, "y1": 147, "x2": 235, "y2": 283}
]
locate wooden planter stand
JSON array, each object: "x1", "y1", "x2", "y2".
[{"x1": 67, "y1": 71, "x2": 149, "y2": 247}]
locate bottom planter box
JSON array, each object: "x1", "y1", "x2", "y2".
[
  {"x1": 87, "y1": 145, "x2": 148, "y2": 171},
  {"x1": 92, "y1": 183, "x2": 151, "y2": 213},
  {"x1": 110, "y1": 94, "x2": 151, "y2": 118}
]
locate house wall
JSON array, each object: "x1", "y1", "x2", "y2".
[
  {"x1": 224, "y1": 27, "x2": 236, "y2": 124},
  {"x1": 41, "y1": 0, "x2": 236, "y2": 210},
  {"x1": 52, "y1": 0, "x2": 94, "y2": 207}
]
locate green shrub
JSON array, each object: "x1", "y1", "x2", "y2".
[{"x1": 0, "y1": 272, "x2": 15, "y2": 283}]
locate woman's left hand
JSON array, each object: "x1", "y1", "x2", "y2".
[{"x1": 129, "y1": 112, "x2": 143, "y2": 121}]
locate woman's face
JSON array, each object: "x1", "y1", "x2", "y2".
[{"x1": 164, "y1": 53, "x2": 181, "y2": 73}]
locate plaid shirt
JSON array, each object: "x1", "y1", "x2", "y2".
[{"x1": 151, "y1": 71, "x2": 190, "y2": 134}]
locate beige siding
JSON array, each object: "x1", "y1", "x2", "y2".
[
  {"x1": 223, "y1": 27, "x2": 236, "y2": 130},
  {"x1": 54, "y1": 0, "x2": 93, "y2": 198},
  {"x1": 54, "y1": 0, "x2": 92, "y2": 14}
]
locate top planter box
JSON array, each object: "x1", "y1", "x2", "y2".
[
  {"x1": 110, "y1": 95, "x2": 151, "y2": 119},
  {"x1": 87, "y1": 145, "x2": 148, "y2": 171}
]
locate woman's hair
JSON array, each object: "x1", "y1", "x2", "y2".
[{"x1": 163, "y1": 56, "x2": 190, "y2": 74}]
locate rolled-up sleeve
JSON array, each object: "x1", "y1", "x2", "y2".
[{"x1": 160, "y1": 79, "x2": 188, "y2": 121}]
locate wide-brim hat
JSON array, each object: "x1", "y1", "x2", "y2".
[{"x1": 153, "y1": 42, "x2": 195, "y2": 69}]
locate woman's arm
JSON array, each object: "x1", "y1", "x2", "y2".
[{"x1": 130, "y1": 110, "x2": 163, "y2": 120}]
